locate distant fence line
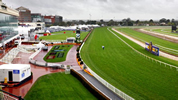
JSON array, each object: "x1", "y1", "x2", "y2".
[{"x1": 111, "y1": 28, "x2": 178, "y2": 71}]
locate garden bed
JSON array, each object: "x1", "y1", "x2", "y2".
[{"x1": 43, "y1": 45, "x2": 73, "y2": 62}]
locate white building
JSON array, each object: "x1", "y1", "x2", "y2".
[{"x1": 0, "y1": 64, "x2": 31, "y2": 82}]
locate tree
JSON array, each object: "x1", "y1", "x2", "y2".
[
  {"x1": 100, "y1": 19, "x2": 104, "y2": 23},
  {"x1": 149, "y1": 19, "x2": 154, "y2": 26},
  {"x1": 122, "y1": 18, "x2": 133, "y2": 26},
  {"x1": 171, "y1": 19, "x2": 175, "y2": 23},
  {"x1": 52, "y1": 22, "x2": 59, "y2": 26},
  {"x1": 86, "y1": 20, "x2": 96, "y2": 24},
  {"x1": 79, "y1": 20, "x2": 85, "y2": 24},
  {"x1": 159, "y1": 18, "x2": 167, "y2": 23},
  {"x1": 66, "y1": 21, "x2": 72, "y2": 26},
  {"x1": 96, "y1": 21, "x2": 101, "y2": 26},
  {"x1": 108, "y1": 19, "x2": 114, "y2": 26},
  {"x1": 59, "y1": 21, "x2": 66, "y2": 26},
  {"x1": 149, "y1": 19, "x2": 154, "y2": 23},
  {"x1": 166, "y1": 19, "x2": 170, "y2": 24},
  {"x1": 136, "y1": 20, "x2": 140, "y2": 24}
]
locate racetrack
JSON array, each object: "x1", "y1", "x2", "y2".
[{"x1": 81, "y1": 27, "x2": 178, "y2": 100}]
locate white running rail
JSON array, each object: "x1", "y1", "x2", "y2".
[{"x1": 80, "y1": 43, "x2": 134, "y2": 99}]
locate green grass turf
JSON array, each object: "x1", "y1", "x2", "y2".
[
  {"x1": 39, "y1": 31, "x2": 88, "y2": 41},
  {"x1": 43, "y1": 45, "x2": 73, "y2": 62},
  {"x1": 145, "y1": 28, "x2": 178, "y2": 37},
  {"x1": 24, "y1": 72, "x2": 97, "y2": 100},
  {"x1": 80, "y1": 27, "x2": 178, "y2": 100},
  {"x1": 115, "y1": 28, "x2": 178, "y2": 56}
]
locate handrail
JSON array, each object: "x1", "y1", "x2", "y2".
[{"x1": 0, "y1": 89, "x2": 24, "y2": 100}]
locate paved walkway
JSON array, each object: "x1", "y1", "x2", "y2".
[
  {"x1": 112, "y1": 28, "x2": 178, "y2": 61},
  {"x1": 33, "y1": 45, "x2": 79, "y2": 66},
  {"x1": 77, "y1": 70, "x2": 122, "y2": 100}
]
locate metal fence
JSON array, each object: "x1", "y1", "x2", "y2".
[{"x1": 0, "y1": 89, "x2": 23, "y2": 100}]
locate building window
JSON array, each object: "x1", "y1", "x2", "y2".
[{"x1": 1, "y1": 5, "x2": 7, "y2": 10}]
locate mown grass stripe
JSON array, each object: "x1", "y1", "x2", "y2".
[{"x1": 81, "y1": 27, "x2": 178, "y2": 100}]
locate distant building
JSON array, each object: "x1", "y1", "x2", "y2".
[
  {"x1": 55, "y1": 15, "x2": 63, "y2": 23},
  {"x1": 0, "y1": 0, "x2": 19, "y2": 48},
  {"x1": 31, "y1": 13, "x2": 43, "y2": 22},
  {"x1": 16, "y1": 6, "x2": 31, "y2": 22},
  {"x1": 43, "y1": 15, "x2": 63, "y2": 25},
  {"x1": 18, "y1": 22, "x2": 45, "y2": 32}
]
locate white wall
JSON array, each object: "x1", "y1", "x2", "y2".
[
  {"x1": 0, "y1": 65, "x2": 31, "y2": 82},
  {"x1": 19, "y1": 66, "x2": 31, "y2": 82}
]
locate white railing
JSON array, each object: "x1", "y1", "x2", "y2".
[
  {"x1": 0, "y1": 48, "x2": 19, "y2": 63},
  {"x1": 80, "y1": 43, "x2": 134, "y2": 100},
  {"x1": 111, "y1": 28, "x2": 178, "y2": 71},
  {"x1": 44, "y1": 40, "x2": 67, "y2": 44},
  {"x1": 87, "y1": 65, "x2": 134, "y2": 100},
  {"x1": 17, "y1": 45, "x2": 31, "y2": 53},
  {"x1": 28, "y1": 48, "x2": 41, "y2": 60},
  {"x1": 0, "y1": 92, "x2": 18, "y2": 100}
]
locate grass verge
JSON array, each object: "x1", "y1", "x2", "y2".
[
  {"x1": 39, "y1": 31, "x2": 89, "y2": 41},
  {"x1": 24, "y1": 72, "x2": 97, "y2": 100}
]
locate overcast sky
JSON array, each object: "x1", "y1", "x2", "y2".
[{"x1": 3, "y1": 0, "x2": 178, "y2": 21}]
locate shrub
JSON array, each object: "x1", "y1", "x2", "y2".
[
  {"x1": 76, "y1": 47, "x2": 80, "y2": 52},
  {"x1": 76, "y1": 53, "x2": 80, "y2": 56},
  {"x1": 77, "y1": 55, "x2": 80, "y2": 58},
  {"x1": 78, "y1": 58, "x2": 81, "y2": 61},
  {"x1": 80, "y1": 61, "x2": 83, "y2": 65},
  {"x1": 67, "y1": 65, "x2": 70, "y2": 69},
  {"x1": 61, "y1": 64, "x2": 64, "y2": 68}
]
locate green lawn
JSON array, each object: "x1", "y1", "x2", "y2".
[
  {"x1": 116, "y1": 28, "x2": 178, "y2": 56},
  {"x1": 24, "y1": 72, "x2": 97, "y2": 100},
  {"x1": 81, "y1": 27, "x2": 178, "y2": 100},
  {"x1": 144, "y1": 27, "x2": 178, "y2": 37},
  {"x1": 39, "y1": 31, "x2": 88, "y2": 41},
  {"x1": 43, "y1": 45, "x2": 73, "y2": 62}
]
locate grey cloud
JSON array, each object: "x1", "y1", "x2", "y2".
[{"x1": 3, "y1": 0, "x2": 178, "y2": 20}]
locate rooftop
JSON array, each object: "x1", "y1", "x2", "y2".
[{"x1": 0, "y1": 64, "x2": 30, "y2": 69}]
